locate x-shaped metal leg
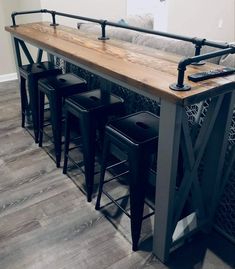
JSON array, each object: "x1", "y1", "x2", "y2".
[{"x1": 153, "y1": 91, "x2": 235, "y2": 263}]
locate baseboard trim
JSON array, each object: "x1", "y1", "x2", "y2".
[{"x1": 0, "y1": 73, "x2": 18, "y2": 83}]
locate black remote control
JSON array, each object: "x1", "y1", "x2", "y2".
[{"x1": 188, "y1": 67, "x2": 235, "y2": 82}]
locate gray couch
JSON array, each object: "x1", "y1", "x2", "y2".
[{"x1": 78, "y1": 14, "x2": 234, "y2": 67}]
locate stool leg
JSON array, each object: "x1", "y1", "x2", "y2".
[
  {"x1": 38, "y1": 90, "x2": 45, "y2": 147},
  {"x1": 20, "y1": 76, "x2": 27, "y2": 128},
  {"x1": 128, "y1": 150, "x2": 151, "y2": 251},
  {"x1": 25, "y1": 80, "x2": 32, "y2": 124},
  {"x1": 80, "y1": 114, "x2": 96, "y2": 202},
  {"x1": 28, "y1": 78, "x2": 39, "y2": 143},
  {"x1": 63, "y1": 110, "x2": 71, "y2": 174},
  {"x1": 95, "y1": 135, "x2": 110, "y2": 210},
  {"x1": 49, "y1": 92, "x2": 63, "y2": 168},
  {"x1": 97, "y1": 116, "x2": 108, "y2": 152}
]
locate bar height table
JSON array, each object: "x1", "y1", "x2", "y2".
[{"x1": 6, "y1": 22, "x2": 235, "y2": 263}]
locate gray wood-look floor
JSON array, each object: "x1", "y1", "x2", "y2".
[{"x1": 0, "y1": 80, "x2": 234, "y2": 269}]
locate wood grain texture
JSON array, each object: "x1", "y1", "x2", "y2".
[
  {"x1": 0, "y1": 80, "x2": 234, "y2": 268},
  {"x1": 5, "y1": 22, "x2": 235, "y2": 105}
]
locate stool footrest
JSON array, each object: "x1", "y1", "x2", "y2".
[
  {"x1": 66, "y1": 154, "x2": 85, "y2": 173},
  {"x1": 106, "y1": 159, "x2": 128, "y2": 170},
  {"x1": 102, "y1": 190, "x2": 131, "y2": 218},
  {"x1": 101, "y1": 190, "x2": 155, "y2": 221},
  {"x1": 103, "y1": 170, "x2": 129, "y2": 184},
  {"x1": 42, "y1": 122, "x2": 51, "y2": 128},
  {"x1": 99, "y1": 194, "x2": 130, "y2": 209},
  {"x1": 142, "y1": 211, "x2": 155, "y2": 220},
  {"x1": 69, "y1": 136, "x2": 82, "y2": 144},
  {"x1": 68, "y1": 144, "x2": 82, "y2": 152},
  {"x1": 41, "y1": 130, "x2": 53, "y2": 141},
  {"x1": 40, "y1": 129, "x2": 66, "y2": 145},
  {"x1": 67, "y1": 136, "x2": 83, "y2": 152},
  {"x1": 144, "y1": 200, "x2": 155, "y2": 211}
]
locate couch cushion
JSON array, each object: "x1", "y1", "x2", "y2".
[
  {"x1": 78, "y1": 23, "x2": 137, "y2": 42},
  {"x1": 132, "y1": 33, "x2": 223, "y2": 64},
  {"x1": 219, "y1": 53, "x2": 235, "y2": 67},
  {"x1": 132, "y1": 33, "x2": 194, "y2": 56},
  {"x1": 78, "y1": 14, "x2": 154, "y2": 43},
  {"x1": 107, "y1": 27, "x2": 137, "y2": 42},
  {"x1": 124, "y1": 13, "x2": 153, "y2": 30}
]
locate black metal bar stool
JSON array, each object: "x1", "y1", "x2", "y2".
[
  {"x1": 95, "y1": 111, "x2": 159, "y2": 251},
  {"x1": 38, "y1": 73, "x2": 87, "y2": 167},
  {"x1": 19, "y1": 61, "x2": 61, "y2": 142},
  {"x1": 63, "y1": 89, "x2": 124, "y2": 202}
]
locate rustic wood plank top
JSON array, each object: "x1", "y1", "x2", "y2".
[{"x1": 5, "y1": 22, "x2": 235, "y2": 105}]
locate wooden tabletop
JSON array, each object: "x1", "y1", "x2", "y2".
[{"x1": 5, "y1": 22, "x2": 235, "y2": 105}]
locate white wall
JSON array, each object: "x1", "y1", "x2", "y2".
[
  {"x1": 126, "y1": 0, "x2": 156, "y2": 16},
  {"x1": 0, "y1": 1, "x2": 20, "y2": 76},
  {"x1": 0, "y1": 0, "x2": 42, "y2": 77},
  {"x1": 18, "y1": 1, "x2": 42, "y2": 24},
  {"x1": 153, "y1": 0, "x2": 169, "y2": 31},
  {"x1": 167, "y1": 0, "x2": 235, "y2": 42},
  {"x1": 126, "y1": 0, "x2": 235, "y2": 41},
  {"x1": 41, "y1": 0, "x2": 127, "y2": 27}
]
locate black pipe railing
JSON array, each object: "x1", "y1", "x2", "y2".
[
  {"x1": 170, "y1": 47, "x2": 235, "y2": 91},
  {"x1": 11, "y1": 9, "x2": 235, "y2": 91}
]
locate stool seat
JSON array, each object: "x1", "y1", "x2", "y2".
[
  {"x1": 19, "y1": 61, "x2": 61, "y2": 143},
  {"x1": 19, "y1": 61, "x2": 61, "y2": 79},
  {"x1": 95, "y1": 111, "x2": 159, "y2": 251},
  {"x1": 38, "y1": 73, "x2": 87, "y2": 97},
  {"x1": 38, "y1": 73, "x2": 87, "y2": 167},
  {"x1": 66, "y1": 89, "x2": 124, "y2": 113},
  {"x1": 107, "y1": 111, "x2": 159, "y2": 145},
  {"x1": 63, "y1": 89, "x2": 124, "y2": 202}
]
